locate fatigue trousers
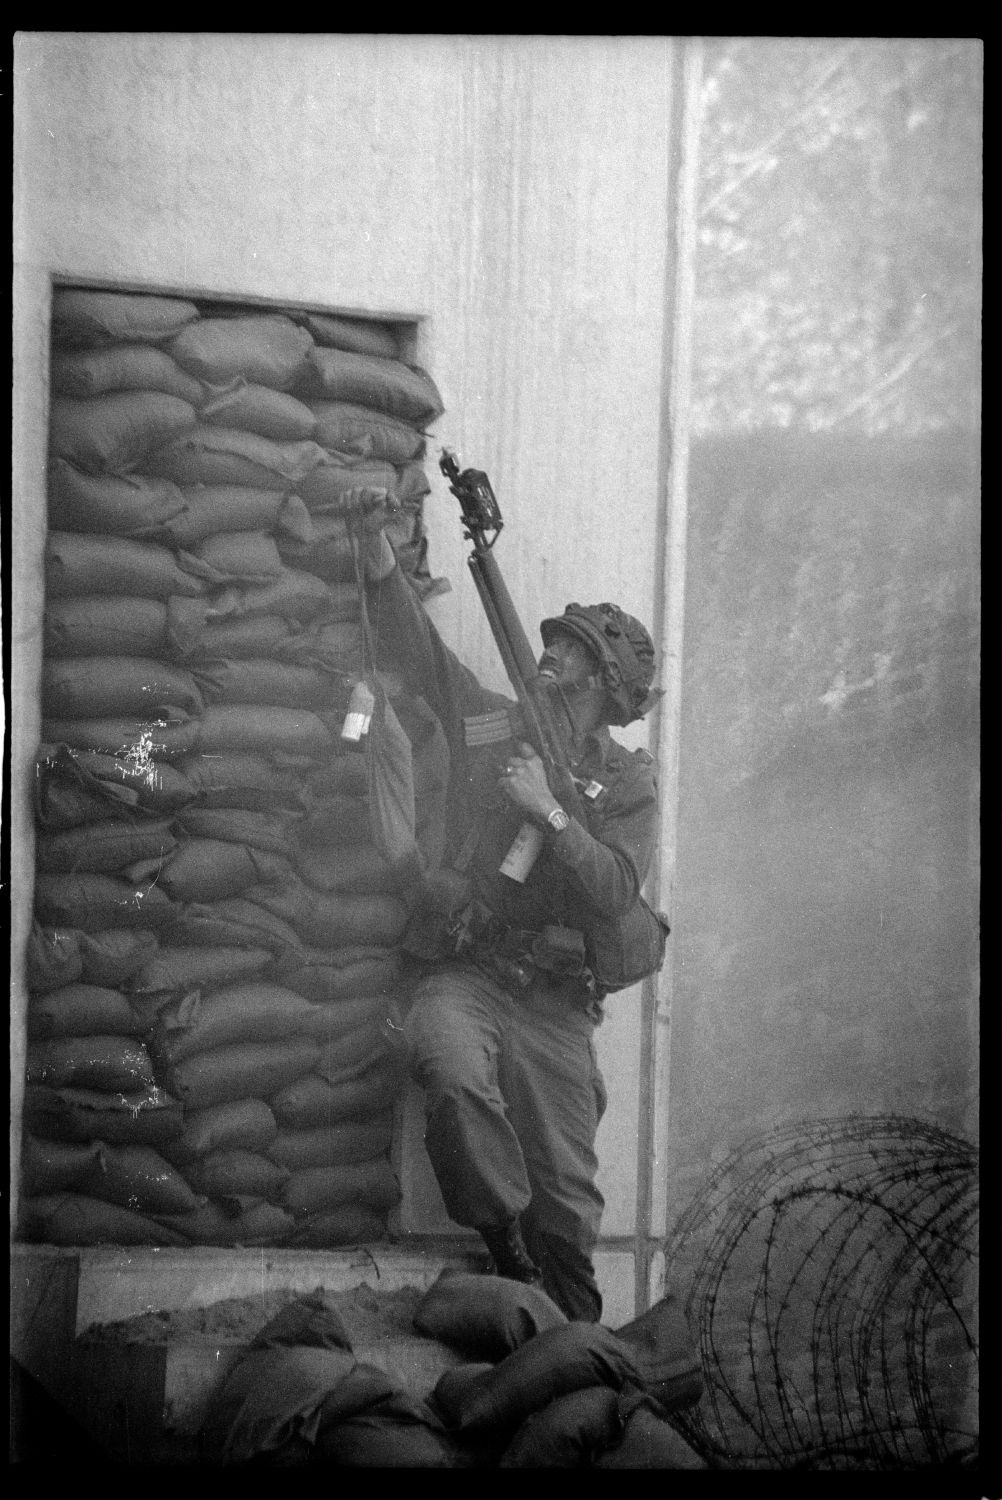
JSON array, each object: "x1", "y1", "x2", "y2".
[{"x1": 404, "y1": 961, "x2": 608, "y2": 1321}]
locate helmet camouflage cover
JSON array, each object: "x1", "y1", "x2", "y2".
[{"x1": 540, "y1": 602, "x2": 658, "y2": 725}]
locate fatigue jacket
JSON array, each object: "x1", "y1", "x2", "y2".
[{"x1": 368, "y1": 563, "x2": 660, "y2": 959}]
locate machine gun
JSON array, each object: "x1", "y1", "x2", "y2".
[{"x1": 439, "y1": 449, "x2": 585, "y2": 879}]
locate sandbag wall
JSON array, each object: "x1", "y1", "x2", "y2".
[{"x1": 19, "y1": 287, "x2": 448, "y2": 1251}]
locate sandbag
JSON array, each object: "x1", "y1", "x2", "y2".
[
  {"x1": 298, "y1": 313, "x2": 400, "y2": 359},
  {"x1": 19, "y1": 1192, "x2": 190, "y2": 1247},
  {"x1": 308, "y1": 401, "x2": 425, "y2": 462},
  {"x1": 247, "y1": 879, "x2": 409, "y2": 949},
  {"x1": 41, "y1": 715, "x2": 201, "y2": 759},
  {"x1": 128, "y1": 944, "x2": 273, "y2": 997},
  {"x1": 182, "y1": 529, "x2": 285, "y2": 584},
  {"x1": 24, "y1": 923, "x2": 84, "y2": 992},
  {"x1": 181, "y1": 1149, "x2": 290, "y2": 1201},
  {"x1": 314, "y1": 1389, "x2": 460, "y2": 1469},
  {"x1": 397, "y1": 460, "x2": 432, "y2": 503},
  {"x1": 194, "y1": 658, "x2": 344, "y2": 711},
  {"x1": 272, "y1": 619, "x2": 365, "y2": 670},
  {"x1": 198, "y1": 1292, "x2": 356, "y2": 1464},
  {"x1": 199, "y1": 378, "x2": 318, "y2": 440},
  {"x1": 35, "y1": 818, "x2": 176, "y2": 875},
  {"x1": 413, "y1": 1271, "x2": 567, "y2": 1360},
  {"x1": 47, "y1": 459, "x2": 188, "y2": 536},
  {"x1": 37, "y1": 745, "x2": 195, "y2": 815},
  {"x1": 51, "y1": 289, "x2": 200, "y2": 346},
  {"x1": 42, "y1": 656, "x2": 204, "y2": 719},
  {"x1": 21, "y1": 1135, "x2": 101, "y2": 1194},
  {"x1": 34, "y1": 872, "x2": 177, "y2": 932},
  {"x1": 269, "y1": 1060, "x2": 401, "y2": 1130},
  {"x1": 230, "y1": 570, "x2": 358, "y2": 622},
  {"x1": 306, "y1": 754, "x2": 369, "y2": 797},
  {"x1": 160, "y1": 487, "x2": 313, "y2": 548},
  {"x1": 169, "y1": 314, "x2": 314, "y2": 390},
  {"x1": 44, "y1": 595, "x2": 169, "y2": 658},
  {"x1": 282, "y1": 1157, "x2": 400, "y2": 1217},
  {"x1": 175, "y1": 807, "x2": 300, "y2": 855},
  {"x1": 165, "y1": 1038, "x2": 321, "y2": 1110},
  {"x1": 26, "y1": 1034, "x2": 157, "y2": 1091},
  {"x1": 195, "y1": 705, "x2": 333, "y2": 759},
  {"x1": 313, "y1": 1027, "x2": 389, "y2": 1088},
  {"x1": 289, "y1": 992, "x2": 389, "y2": 1047},
  {"x1": 78, "y1": 928, "x2": 160, "y2": 986},
  {"x1": 299, "y1": 347, "x2": 444, "y2": 425},
  {"x1": 499, "y1": 1385, "x2": 622, "y2": 1468},
  {"x1": 269, "y1": 945, "x2": 401, "y2": 1005},
  {"x1": 177, "y1": 752, "x2": 304, "y2": 811},
  {"x1": 80, "y1": 1142, "x2": 206, "y2": 1215},
  {"x1": 299, "y1": 793, "x2": 371, "y2": 847},
  {"x1": 168, "y1": 1098, "x2": 279, "y2": 1159},
  {"x1": 593, "y1": 1391, "x2": 708, "y2": 1469},
  {"x1": 431, "y1": 1364, "x2": 497, "y2": 1431},
  {"x1": 44, "y1": 531, "x2": 207, "y2": 598},
  {"x1": 126, "y1": 992, "x2": 175, "y2": 1034},
  {"x1": 168, "y1": 607, "x2": 308, "y2": 662},
  {"x1": 51, "y1": 344, "x2": 205, "y2": 403},
  {"x1": 49, "y1": 392, "x2": 198, "y2": 474},
  {"x1": 156, "y1": 1198, "x2": 294, "y2": 1247},
  {"x1": 277, "y1": 511, "x2": 355, "y2": 581},
  {"x1": 266, "y1": 1113, "x2": 394, "y2": 1173},
  {"x1": 138, "y1": 839, "x2": 291, "y2": 903},
  {"x1": 169, "y1": 895, "x2": 303, "y2": 954},
  {"x1": 296, "y1": 456, "x2": 399, "y2": 512},
  {"x1": 34, "y1": 775, "x2": 131, "y2": 833},
  {"x1": 284, "y1": 1204, "x2": 388, "y2": 1249},
  {"x1": 27, "y1": 983, "x2": 148, "y2": 1040},
  {"x1": 22, "y1": 1082, "x2": 184, "y2": 1145},
  {"x1": 151, "y1": 981, "x2": 321, "y2": 1064},
  {"x1": 613, "y1": 1291, "x2": 704, "y2": 1414},
  {"x1": 146, "y1": 426, "x2": 327, "y2": 490},
  {"x1": 295, "y1": 843, "x2": 396, "y2": 897},
  {"x1": 448, "y1": 1324, "x2": 641, "y2": 1438}
]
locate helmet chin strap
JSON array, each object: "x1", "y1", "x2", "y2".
[{"x1": 547, "y1": 676, "x2": 607, "y2": 740}]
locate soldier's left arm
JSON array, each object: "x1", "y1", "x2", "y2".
[{"x1": 543, "y1": 752, "x2": 659, "y2": 915}]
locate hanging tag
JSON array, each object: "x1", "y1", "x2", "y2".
[
  {"x1": 499, "y1": 821, "x2": 544, "y2": 883},
  {"x1": 583, "y1": 780, "x2": 605, "y2": 800},
  {"x1": 341, "y1": 680, "x2": 375, "y2": 742}
]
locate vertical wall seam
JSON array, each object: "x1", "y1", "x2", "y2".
[{"x1": 634, "y1": 36, "x2": 705, "y2": 1315}]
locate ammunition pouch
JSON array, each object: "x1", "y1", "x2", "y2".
[
  {"x1": 403, "y1": 887, "x2": 668, "y2": 1001},
  {"x1": 586, "y1": 899, "x2": 671, "y2": 993},
  {"x1": 442, "y1": 901, "x2": 593, "y2": 997}
]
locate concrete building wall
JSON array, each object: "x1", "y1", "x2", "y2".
[
  {"x1": 667, "y1": 430, "x2": 980, "y2": 1208},
  {"x1": 12, "y1": 32, "x2": 680, "y2": 1246}
]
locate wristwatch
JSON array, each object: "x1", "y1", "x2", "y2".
[{"x1": 547, "y1": 807, "x2": 571, "y2": 835}]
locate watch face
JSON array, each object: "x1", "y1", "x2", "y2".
[{"x1": 549, "y1": 809, "x2": 569, "y2": 832}]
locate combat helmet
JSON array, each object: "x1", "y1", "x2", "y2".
[{"x1": 540, "y1": 602, "x2": 659, "y2": 725}]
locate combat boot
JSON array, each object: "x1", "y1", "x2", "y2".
[{"x1": 478, "y1": 1219, "x2": 544, "y2": 1286}]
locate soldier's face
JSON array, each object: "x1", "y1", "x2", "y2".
[{"x1": 537, "y1": 633, "x2": 601, "y2": 694}]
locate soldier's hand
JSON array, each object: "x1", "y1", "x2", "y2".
[
  {"x1": 499, "y1": 742, "x2": 556, "y2": 821},
  {"x1": 341, "y1": 485, "x2": 401, "y2": 533}
]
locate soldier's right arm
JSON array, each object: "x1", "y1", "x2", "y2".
[{"x1": 348, "y1": 492, "x2": 499, "y2": 738}]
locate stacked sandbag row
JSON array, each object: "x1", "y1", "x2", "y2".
[
  {"x1": 20, "y1": 287, "x2": 448, "y2": 1251},
  {"x1": 194, "y1": 1278, "x2": 706, "y2": 1467}
]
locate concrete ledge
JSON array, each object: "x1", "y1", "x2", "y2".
[{"x1": 16, "y1": 1242, "x2": 484, "y2": 1334}]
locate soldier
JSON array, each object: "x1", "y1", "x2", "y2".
[{"x1": 356, "y1": 494, "x2": 664, "y2": 1321}]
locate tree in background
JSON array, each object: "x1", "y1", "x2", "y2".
[{"x1": 693, "y1": 37, "x2": 982, "y2": 435}]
